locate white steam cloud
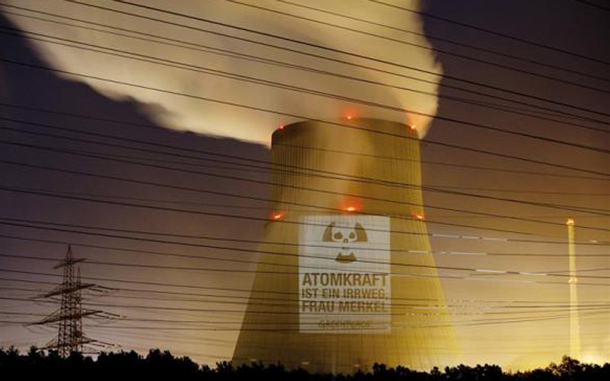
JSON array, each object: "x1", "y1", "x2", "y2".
[{"x1": 7, "y1": 0, "x2": 442, "y2": 144}]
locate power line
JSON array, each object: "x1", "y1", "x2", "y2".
[
  {"x1": 4, "y1": 5, "x2": 609, "y2": 131},
  {"x1": 94, "y1": 336, "x2": 610, "y2": 361},
  {"x1": 6, "y1": 124, "x2": 610, "y2": 219},
  {"x1": 80, "y1": 331, "x2": 610, "y2": 360},
  {"x1": 4, "y1": 282, "x2": 610, "y2": 317},
  {"x1": 3, "y1": 226, "x2": 610, "y2": 260},
  {"x1": 0, "y1": 268, "x2": 607, "y2": 322},
  {"x1": 1, "y1": 6, "x2": 605, "y2": 131},
  {"x1": 3, "y1": 124, "x2": 610, "y2": 221},
  {"x1": 12, "y1": 282, "x2": 608, "y2": 314},
  {"x1": 573, "y1": 0, "x2": 610, "y2": 12},
  {"x1": 2, "y1": 173, "x2": 610, "y2": 244},
  {"x1": 4, "y1": 28, "x2": 610, "y2": 155},
  {"x1": 108, "y1": 0, "x2": 610, "y2": 99},
  {"x1": 55, "y1": 0, "x2": 610, "y2": 120},
  {"x1": 0, "y1": 222, "x2": 609, "y2": 280},
  {"x1": 367, "y1": 0, "x2": 610, "y2": 67},
  {"x1": 6, "y1": 322, "x2": 604, "y2": 359},
  {"x1": 6, "y1": 279, "x2": 609, "y2": 310},
  {"x1": 1, "y1": 104, "x2": 608, "y2": 186},
  {"x1": 2, "y1": 297, "x2": 609, "y2": 330},
  {"x1": 2, "y1": 151, "x2": 609, "y2": 240},
  {"x1": 0, "y1": 252, "x2": 470, "y2": 282},
  {"x1": 225, "y1": 0, "x2": 610, "y2": 93},
  {"x1": 272, "y1": 142, "x2": 610, "y2": 184},
  {"x1": 3, "y1": 58, "x2": 609, "y2": 182},
  {"x1": 7, "y1": 274, "x2": 586, "y2": 306},
  {"x1": 5, "y1": 184, "x2": 610, "y2": 218},
  {"x1": 275, "y1": 0, "x2": 610, "y2": 84},
  {"x1": 0, "y1": 241, "x2": 608, "y2": 289},
  {"x1": 0, "y1": 296, "x2": 463, "y2": 318}
]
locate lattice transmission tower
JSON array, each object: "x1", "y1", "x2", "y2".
[{"x1": 34, "y1": 245, "x2": 104, "y2": 356}]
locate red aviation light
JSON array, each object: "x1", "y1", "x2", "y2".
[
  {"x1": 340, "y1": 197, "x2": 362, "y2": 212},
  {"x1": 271, "y1": 211, "x2": 284, "y2": 220},
  {"x1": 344, "y1": 110, "x2": 356, "y2": 120},
  {"x1": 278, "y1": 124, "x2": 284, "y2": 131}
]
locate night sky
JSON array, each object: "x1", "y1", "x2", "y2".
[{"x1": 0, "y1": 0, "x2": 609, "y2": 370}]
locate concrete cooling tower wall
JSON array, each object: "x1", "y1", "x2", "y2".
[{"x1": 232, "y1": 119, "x2": 460, "y2": 374}]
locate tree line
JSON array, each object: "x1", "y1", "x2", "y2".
[{"x1": 1, "y1": 347, "x2": 609, "y2": 380}]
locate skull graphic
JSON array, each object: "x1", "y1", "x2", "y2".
[{"x1": 322, "y1": 222, "x2": 368, "y2": 263}]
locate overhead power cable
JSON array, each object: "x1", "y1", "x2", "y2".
[
  {"x1": 13, "y1": 277, "x2": 610, "y2": 314},
  {"x1": 0, "y1": 218, "x2": 610, "y2": 266},
  {"x1": 3, "y1": 223, "x2": 610, "y2": 259},
  {"x1": 5, "y1": 183, "x2": 610, "y2": 216},
  {"x1": 0, "y1": 219, "x2": 607, "y2": 277},
  {"x1": 367, "y1": 0, "x2": 610, "y2": 67},
  {"x1": 2, "y1": 163, "x2": 610, "y2": 242},
  {"x1": 107, "y1": 0, "x2": 610, "y2": 98},
  {"x1": 56, "y1": 0, "x2": 610, "y2": 120},
  {"x1": 1, "y1": 101, "x2": 609, "y2": 184},
  {"x1": 3, "y1": 124, "x2": 610, "y2": 221},
  {"x1": 0, "y1": 102, "x2": 610, "y2": 189},
  {"x1": 3, "y1": 28, "x2": 610, "y2": 155},
  {"x1": 225, "y1": 0, "x2": 610, "y2": 93},
  {"x1": 2, "y1": 149, "x2": 610, "y2": 239},
  {"x1": 2, "y1": 287, "x2": 609, "y2": 318},
  {"x1": 4, "y1": 241, "x2": 610, "y2": 282},
  {"x1": 3, "y1": 273, "x2": 609, "y2": 307},
  {"x1": 3, "y1": 220, "x2": 606, "y2": 284},
  {"x1": 573, "y1": 0, "x2": 610, "y2": 11},
  {"x1": 2, "y1": 295, "x2": 610, "y2": 330},
  {"x1": 0, "y1": 269, "x2": 607, "y2": 323},
  {"x1": 275, "y1": 0, "x2": 610, "y2": 83},
  {"x1": 3, "y1": 57, "x2": 609, "y2": 181},
  {"x1": 4, "y1": 4, "x2": 609, "y2": 130}
]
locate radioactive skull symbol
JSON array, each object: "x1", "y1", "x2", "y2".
[{"x1": 322, "y1": 222, "x2": 368, "y2": 264}]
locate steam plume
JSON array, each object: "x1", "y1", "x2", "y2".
[{"x1": 6, "y1": 0, "x2": 442, "y2": 143}]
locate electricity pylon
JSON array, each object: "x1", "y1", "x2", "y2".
[{"x1": 34, "y1": 245, "x2": 103, "y2": 356}]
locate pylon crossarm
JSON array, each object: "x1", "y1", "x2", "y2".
[
  {"x1": 33, "y1": 309, "x2": 103, "y2": 325},
  {"x1": 52, "y1": 258, "x2": 85, "y2": 269},
  {"x1": 43, "y1": 338, "x2": 96, "y2": 350},
  {"x1": 95, "y1": 311, "x2": 124, "y2": 320},
  {"x1": 41, "y1": 283, "x2": 96, "y2": 298}
]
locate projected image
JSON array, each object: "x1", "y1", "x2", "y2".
[{"x1": 299, "y1": 215, "x2": 391, "y2": 333}]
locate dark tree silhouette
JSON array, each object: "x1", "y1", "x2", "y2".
[{"x1": 1, "y1": 347, "x2": 609, "y2": 380}]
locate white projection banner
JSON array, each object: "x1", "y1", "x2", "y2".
[{"x1": 299, "y1": 215, "x2": 391, "y2": 334}]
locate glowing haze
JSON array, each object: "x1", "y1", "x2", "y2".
[{"x1": 5, "y1": 0, "x2": 442, "y2": 144}]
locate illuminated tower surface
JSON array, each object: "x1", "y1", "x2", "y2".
[{"x1": 232, "y1": 119, "x2": 460, "y2": 374}]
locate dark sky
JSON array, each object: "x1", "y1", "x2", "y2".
[{"x1": 0, "y1": 0, "x2": 609, "y2": 370}]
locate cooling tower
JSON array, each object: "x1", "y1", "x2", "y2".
[{"x1": 232, "y1": 119, "x2": 459, "y2": 373}]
